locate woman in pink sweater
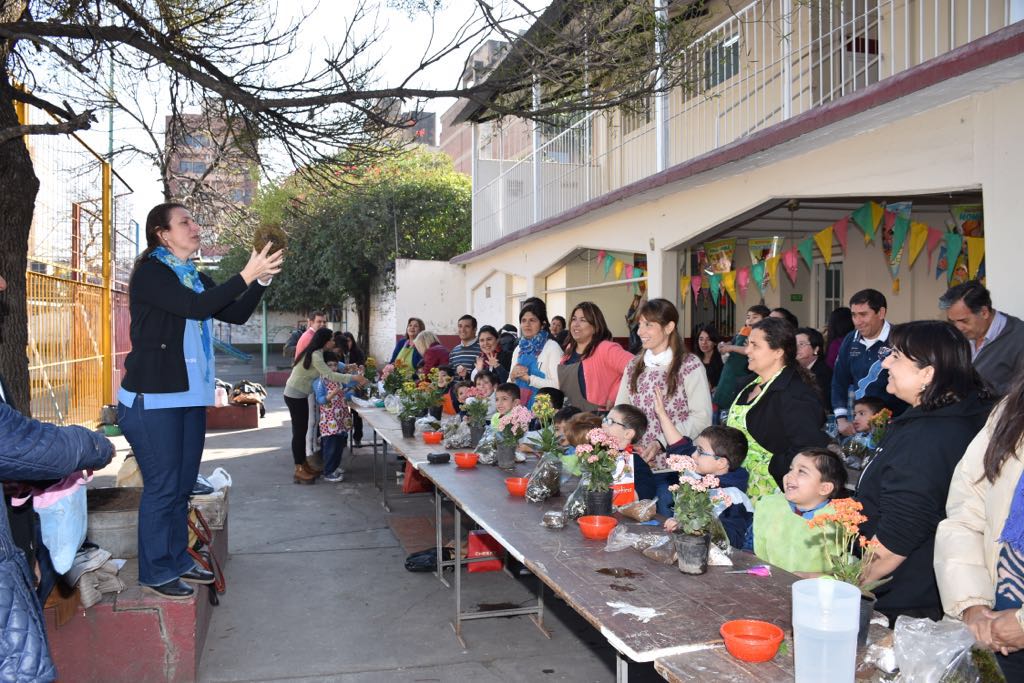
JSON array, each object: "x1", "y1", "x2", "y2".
[{"x1": 559, "y1": 302, "x2": 634, "y2": 411}]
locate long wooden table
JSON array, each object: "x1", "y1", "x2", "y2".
[{"x1": 349, "y1": 402, "x2": 805, "y2": 682}]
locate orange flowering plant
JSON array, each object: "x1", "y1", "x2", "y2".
[{"x1": 806, "y1": 498, "x2": 891, "y2": 597}]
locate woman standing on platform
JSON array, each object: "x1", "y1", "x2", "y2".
[{"x1": 118, "y1": 203, "x2": 282, "y2": 600}]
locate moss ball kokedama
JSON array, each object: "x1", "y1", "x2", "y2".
[{"x1": 252, "y1": 224, "x2": 288, "y2": 255}]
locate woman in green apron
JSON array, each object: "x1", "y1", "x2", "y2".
[{"x1": 726, "y1": 318, "x2": 831, "y2": 503}]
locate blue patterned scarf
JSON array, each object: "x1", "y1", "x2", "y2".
[
  {"x1": 150, "y1": 246, "x2": 213, "y2": 382},
  {"x1": 1000, "y1": 470, "x2": 1024, "y2": 555},
  {"x1": 515, "y1": 330, "x2": 549, "y2": 408}
]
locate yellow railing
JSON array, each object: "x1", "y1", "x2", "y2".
[{"x1": 19, "y1": 99, "x2": 135, "y2": 426}]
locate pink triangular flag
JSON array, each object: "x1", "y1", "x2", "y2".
[
  {"x1": 883, "y1": 210, "x2": 896, "y2": 232},
  {"x1": 736, "y1": 267, "x2": 750, "y2": 298},
  {"x1": 596, "y1": 250, "x2": 606, "y2": 263},
  {"x1": 925, "y1": 227, "x2": 944, "y2": 270},
  {"x1": 690, "y1": 276, "x2": 702, "y2": 298},
  {"x1": 833, "y1": 216, "x2": 849, "y2": 253},
  {"x1": 782, "y1": 248, "x2": 799, "y2": 284},
  {"x1": 624, "y1": 264, "x2": 634, "y2": 279}
]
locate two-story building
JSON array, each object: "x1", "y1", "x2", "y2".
[{"x1": 447, "y1": 0, "x2": 1024, "y2": 338}]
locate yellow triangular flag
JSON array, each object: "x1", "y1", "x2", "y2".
[
  {"x1": 813, "y1": 227, "x2": 834, "y2": 265},
  {"x1": 866, "y1": 202, "x2": 885, "y2": 244},
  {"x1": 907, "y1": 221, "x2": 929, "y2": 268},
  {"x1": 765, "y1": 255, "x2": 780, "y2": 290},
  {"x1": 722, "y1": 271, "x2": 737, "y2": 303},
  {"x1": 613, "y1": 260, "x2": 624, "y2": 279},
  {"x1": 679, "y1": 275, "x2": 691, "y2": 301},
  {"x1": 966, "y1": 236, "x2": 985, "y2": 280}
]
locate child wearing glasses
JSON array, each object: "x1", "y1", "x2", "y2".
[
  {"x1": 662, "y1": 425, "x2": 753, "y2": 548},
  {"x1": 597, "y1": 405, "x2": 647, "y2": 507}
]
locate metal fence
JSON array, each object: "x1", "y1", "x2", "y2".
[
  {"x1": 472, "y1": 0, "x2": 1015, "y2": 247},
  {"x1": 19, "y1": 100, "x2": 136, "y2": 425}
]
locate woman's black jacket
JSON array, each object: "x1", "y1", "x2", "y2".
[{"x1": 121, "y1": 259, "x2": 266, "y2": 393}]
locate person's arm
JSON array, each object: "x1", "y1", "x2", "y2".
[
  {"x1": 311, "y1": 351, "x2": 358, "y2": 386},
  {"x1": 132, "y1": 261, "x2": 250, "y2": 321},
  {"x1": 0, "y1": 403, "x2": 114, "y2": 480},
  {"x1": 527, "y1": 341, "x2": 561, "y2": 389},
  {"x1": 614, "y1": 364, "x2": 633, "y2": 406},
  {"x1": 313, "y1": 378, "x2": 329, "y2": 405},
  {"x1": 200, "y1": 272, "x2": 267, "y2": 324},
  {"x1": 389, "y1": 339, "x2": 405, "y2": 363},
  {"x1": 935, "y1": 416, "x2": 1000, "y2": 620},
  {"x1": 653, "y1": 387, "x2": 684, "y2": 445}
]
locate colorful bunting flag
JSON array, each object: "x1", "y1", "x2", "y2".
[
  {"x1": 966, "y1": 236, "x2": 985, "y2": 280},
  {"x1": 813, "y1": 226, "x2": 834, "y2": 265},
  {"x1": 852, "y1": 201, "x2": 884, "y2": 243},
  {"x1": 691, "y1": 275, "x2": 702, "y2": 298},
  {"x1": 797, "y1": 238, "x2": 815, "y2": 270},
  {"x1": 765, "y1": 256, "x2": 780, "y2": 290},
  {"x1": 603, "y1": 254, "x2": 614, "y2": 277},
  {"x1": 679, "y1": 275, "x2": 691, "y2": 301},
  {"x1": 751, "y1": 261, "x2": 766, "y2": 294},
  {"x1": 782, "y1": 249, "x2": 799, "y2": 284},
  {"x1": 926, "y1": 228, "x2": 943, "y2": 270},
  {"x1": 722, "y1": 270, "x2": 737, "y2": 303},
  {"x1": 624, "y1": 264, "x2": 634, "y2": 279},
  {"x1": 613, "y1": 260, "x2": 624, "y2": 279},
  {"x1": 736, "y1": 267, "x2": 751, "y2": 298},
  {"x1": 907, "y1": 222, "x2": 929, "y2": 268},
  {"x1": 833, "y1": 216, "x2": 849, "y2": 253},
  {"x1": 945, "y1": 233, "x2": 963, "y2": 283},
  {"x1": 709, "y1": 273, "x2": 722, "y2": 302},
  {"x1": 596, "y1": 250, "x2": 606, "y2": 263}
]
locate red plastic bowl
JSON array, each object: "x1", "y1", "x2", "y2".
[
  {"x1": 422, "y1": 431, "x2": 443, "y2": 444},
  {"x1": 577, "y1": 515, "x2": 618, "y2": 540},
  {"x1": 505, "y1": 477, "x2": 528, "y2": 496},
  {"x1": 720, "y1": 620, "x2": 784, "y2": 662},
  {"x1": 453, "y1": 452, "x2": 479, "y2": 469}
]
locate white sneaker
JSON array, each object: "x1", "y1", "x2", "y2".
[{"x1": 324, "y1": 470, "x2": 345, "y2": 483}]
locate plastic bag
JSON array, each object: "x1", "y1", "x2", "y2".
[
  {"x1": 893, "y1": 616, "x2": 978, "y2": 683},
  {"x1": 642, "y1": 535, "x2": 677, "y2": 565},
  {"x1": 605, "y1": 524, "x2": 643, "y2": 552},
  {"x1": 709, "y1": 516, "x2": 733, "y2": 557},
  {"x1": 526, "y1": 452, "x2": 562, "y2": 503},
  {"x1": 443, "y1": 420, "x2": 471, "y2": 449},
  {"x1": 15, "y1": 472, "x2": 92, "y2": 574},
  {"x1": 414, "y1": 416, "x2": 439, "y2": 435},
  {"x1": 563, "y1": 474, "x2": 590, "y2": 520},
  {"x1": 476, "y1": 429, "x2": 499, "y2": 466},
  {"x1": 207, "y1": 467, "x2": 232, "y2": 491},
  {"x1": 616, "y1": 499, "x2": 656, "y2": 522},
  {"x1": 384, "y1": 394, "x2": 402, "y2": 415}
]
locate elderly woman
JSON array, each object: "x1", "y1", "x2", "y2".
[
  {"x1": 559, "y1": 302, "x2": 634, "y2": 412},
  {"x1": 856, "y1": 321, "x2": 991, "y2": 625},
  {"x1": 615, "y1": 298, "x2": 712, "y2": 514},
  {"x1": 935, "y1": 369, "x2": 1024, "y2": 679},
  {"x1": 726, "y1": 317, "x2": 830, "y2": 501},
  {"x1": 413, "y1": 330, "x2": 449, "y2": 375}
]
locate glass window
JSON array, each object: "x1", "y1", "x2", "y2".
[{"x1": 704, "y1": 35, "x2": 740, "y2": 90}]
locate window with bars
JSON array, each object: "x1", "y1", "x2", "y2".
[{"x1": 704, "y1": 34, "x2": 740, "y2": 90}]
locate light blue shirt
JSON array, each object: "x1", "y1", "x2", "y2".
[
  {"x1": 118, "y1": 319, "x2": 215, "y2": 409},
  {"x1": 973, "y1": 311, "x2": 1007, "y2": 359}
]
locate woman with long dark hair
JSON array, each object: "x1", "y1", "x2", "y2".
[
  {"x1": 825, "y1": 306, "x2": 854, "y2": 369},
  {"x1": 856, "y1": 320, "x2": 991, "y2": 625},
  {"x1": 337, "y1": 331, "x2": 365, "y2": 366},
  {"x1": 559, "y1": 302, "x2": 633, "y2": 411},
  {"x1": 509, "y1": 301, "x2": 562, "y2": 407},
  {"x1": 614, "y1": 298, "x2": 712, "y2": 514},
  {"x1": 693, "y1": 323, "x2": 723, "y2": 391},
  {"x1": 118, "y1": 202, "x2": 281, "y2": 599},
  {"x1": 725, "y1": 317, "x2": 830, "y2": 501},
  {"x1": 284, "y1": 328, "x2": 366, "y2": 484},
  {"x1": 472, "y1": 325, "x2": 510, "y2": 383},
  {"x1": 937, "y1": 367, "x2": 1024, "y2": 679}
]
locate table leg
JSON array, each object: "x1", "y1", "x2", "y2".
[
  {"x1": 434, "y1": 488, "x2": 450, "y2": 588},
  {"x1": 451, "y1": 506, "x2": 466, "y2": 648},
  {"x1": 381, "y1": 441, "x2": 392, "y2": 512},
  {"x1": 530, "y1": 581, "x2": 551, "y2": 638},
  {"x1": 616, "y1": 653, "x2": 630, "y2": 683},
  {"x1": 372, "y1": 431, "x2": 381, "y2": 492}
]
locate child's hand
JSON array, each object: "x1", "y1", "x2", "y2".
[
  {"x1": 653, "y1": 387, "x2": 668, "y2": 415},
  {"x1": 663, "y1": 518, "x2": 678, "y2": 532}
]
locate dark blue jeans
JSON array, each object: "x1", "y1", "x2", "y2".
[
  {"x1": 632, "y1": 457, "x2": 679, "y2": 517},
  {"x1": 118, "y1": 396, "x2": 206, "y2": 586},
  {"x1": 321, "y1": 432, "x2": 348, "y2": 475}
]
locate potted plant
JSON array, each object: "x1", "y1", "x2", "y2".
[
  {"x1": 666, "y1": 454, "x2": 728, "y2": 575},
  {"x1": 495, "y1": 405, "x2": 532, "y2": 470},
  {"x1": 575, "y1": 428, "x2": 623, "y2": 516},
  {"x1": 397, "y1": 380, "x2": 433, "y2": 437},
  {"x1": 806, "y1": 498, "x2": 891, "y2": 646},
  {"x1": 381, "y1": 359, "x2": 411, "y2": 397},
  {"x1": 524, "y1": 393, "x2": 562, "y2": 501},
  {"x1": 461, "y1": 388, "x2": 491, "y2": 447}
]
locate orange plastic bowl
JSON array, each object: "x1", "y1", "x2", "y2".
[
  {"x1": 453, "y1": 452, "x2": 479, "y2": 469},
  {"x1": 720, "y1": 620, "x2": 784, "y2": 662},
  {"x1": 505, "y1": 477, "x2": 529, "y2": 496},
  {"x1": 422, "y1": 431, "x2": 443, "y2": 444},
  {"x1": 577, "y1": 515, "x2": 618, "y2": 540}
]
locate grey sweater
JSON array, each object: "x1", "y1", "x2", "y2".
[{"x1": 974, "y1": 313, "x2": 1024, "y2": 396}]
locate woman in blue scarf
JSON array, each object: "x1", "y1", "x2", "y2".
[
  {"x1": 937, "y1": 367, "x2": 1024, "y2": 680},
  {"x1": 508, "y1": 301, "x2": 562, "y2": 408},
  {"x1": 118, "y1": 203, "x2": 282, "y2": 600}
]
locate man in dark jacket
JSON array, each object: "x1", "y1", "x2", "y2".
[
  {"x1": 939, "y1": 280, "x2": 1024, "y2": 396},
  {"x1": 0, "y1": 271, "x2": 115, "y2": 681}
]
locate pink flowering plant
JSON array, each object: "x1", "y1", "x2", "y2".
[
  {"x1": 666, "y1": 454, "x2": 730, "y2": 536},
  {"x1": 461, "y1": 388, "x2": 491, "y2": 427},
  {"x1": 497, "y1": 405, "x2": 533, "y2": 446},
  {"x1": 576, "y1": 428, "x2": 624, "y2": 493}
]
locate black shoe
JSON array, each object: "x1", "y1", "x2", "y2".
[
  {"x1": 181, "y1": 566, "x2": 215, "y2": 585},
  {"x1": 142, "y1": 579, "x2": 194, "y2": 600}
]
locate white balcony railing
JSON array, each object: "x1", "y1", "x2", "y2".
[{"x1": 472, "y1": 0, "x2": 1015, "y2": 249}]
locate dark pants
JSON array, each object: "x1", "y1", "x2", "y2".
[
  {"x1": 632, "y1": 457, "x2": 679, "y2": 517},
  {"x1": 352, "y1": 413, "x2": 363, "y2": 444},
  {"x1": 284, "y1": 394, "x2": 310, "y2": 466},
  {"x1": 118, "y1": 397, "x2": 205, "y2": 586},
  {"x1": 321, "y1": 433, "x2": 348, "y2": 475},
  {"x1": 998, "y1": 650, "x2": 1024, "y2": 680}
]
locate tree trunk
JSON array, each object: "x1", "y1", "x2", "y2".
[
  {"x1": 356, "y1": 286, "x2": 371, "y2": 359},
  {"x1": 0, "y1": 76, "x2": 40, "y2": 415}
]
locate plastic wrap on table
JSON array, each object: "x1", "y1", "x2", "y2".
[
  {"x1": 604, "y1": 525, "x2": 642, "y2": 552},
  {"x1": 893, "y1": 616, "x2": 978, "y2": 683},
  {"x1": 563, "y1": 474, "x2": 590, "y2": 519},
  {"x1": 615, "y1": 498, "x2": 656, "y2": 522},
  {"x1": 476, "y1": 429, "x2": 499, "y2": 465},
  {"x1": 443, "y1": 420, "x2": 471, "y2": 449},
  {"x1": 642, "y1": 534, "x2": 677, "y2": 565},
  {"x1": 604, "y1": 524, "x2": 668, "y2": 553},
  {"x1": 710, "y1": 517, "x2": 733, "y2": 557},
  {"x1": 384, "y1": 394, "x2": 402, "y2": 415},
  {"x1": 525, "y1": 453, "x2": 562, "y2": 503},
  {"x1": 414, "y1": 416, "x2": 439, "y2": 435}
]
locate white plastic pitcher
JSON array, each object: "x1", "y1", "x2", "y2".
[{"x1": 792, "y1": 578, "x2": 859, "y2": 683}]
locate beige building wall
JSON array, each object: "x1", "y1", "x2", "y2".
[{"x1": 461, "y1": 77, "x2": 1024, "y2": 330}]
